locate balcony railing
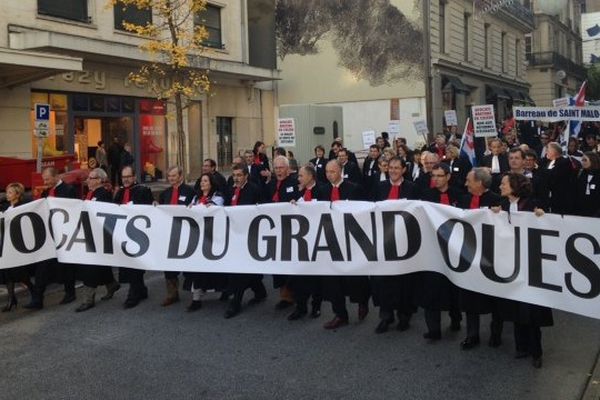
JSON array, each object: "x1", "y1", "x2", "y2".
[
  {"x1": 494, "y1": 1, "x2": 535, "y2": 31},
  {"x1": 526, "y1": 51, "x2": 587, "y2": 79}
]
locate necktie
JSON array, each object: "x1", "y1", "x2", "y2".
[
  {"x1": 387, "y1": 184, "x2": 400, "y2": 200},
  {"x1": 272, "y1": 180, "x2": 282, "y2": 202},
  {"x1": 440, "y1": 192, "x2": 450, "y2": 205},
  {"x1": 491, "y1": 155, "x2": 500, "y2": 173},
  {"x1": 331, "y1": 186, "x2": 340, "y2": 201},
  {"x1": 304, "y1": 188, "x2": 313, "y2": 201},
  {"x1": 48, "y1": 187, "x2": 56, "y2": 197},
  {"x1": 85, "y1": 190, "x2": 94, "y2": 200},
  {"x1": 470, "y1": 195, "x2": 480, "y2": 209},
  {"x1": 122, "y1": 188, "x2": 131, "y2": 204},
  {"x1": 231, "y1": 187, "x2": 241, "y2": 206},
  {"x1": 170, "y1": 186, "x2": 179, "y2": 205}
]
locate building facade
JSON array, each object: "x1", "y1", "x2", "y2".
[
  {"x1": 429, "y1": 0, "x2": 535, "y2": 134},
  {"x1": 0, "y1": 0, "x2": 278, "y2": 183},
  {"x1": 526, "y1": 0, "x2": 585, "y2": 106}
]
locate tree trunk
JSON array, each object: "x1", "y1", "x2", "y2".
[{"x1": 175, "y1": 92, "x2": 187, "y2": 174}]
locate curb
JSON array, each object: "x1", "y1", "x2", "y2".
[{"x1": 581, "y1": 348, "x2": 600, "y2": 400}]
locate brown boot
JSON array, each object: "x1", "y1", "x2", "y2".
[{"x1": 161, "y1": 278, "x2": 180, "y2": 307}]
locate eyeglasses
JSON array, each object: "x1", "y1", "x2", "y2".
[
  {"x1": 121, "y1": 175, "x2": 134, "y2": 178},
  {"x1": 431, "y1": 174, "x2": 447, "y2": 178}
]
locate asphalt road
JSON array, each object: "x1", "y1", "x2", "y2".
[{"x1": 0, "y1": 272, "x2": 599, "y2": 400}]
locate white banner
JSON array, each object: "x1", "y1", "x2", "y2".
[
  {"x1": 514, "y1": 106, "x2": 600, "y2": 122},
  {"x1": 2, "y1": 199, "x2": 600, "y2": 320}
]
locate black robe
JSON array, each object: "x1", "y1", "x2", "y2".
[
  {"x1": 537, "y1": 157, "x2": 576, "y2": 214},
  {"x1": 159, "y1": 184, "x2": 195, "y2": 206},
  {"x1": 79, "y1": 187, "x2": 116, "y2": 287},
  {"x1": 114, "y1": 184, "x2": 154, "y2": 284},
  {"x1": 457, "y1": 190, "x2": 502, "y2": 315},
  {"x1": 414, "y1": 187, "x2": 463, "y2": 310},
  {"x1": 321, "y1": 180, "x2": 370, "y2": 304},
  {"x1": 574, "y1": 170, "x2": 600, "y2": 217},
  {"x1": 371, "y1": 180, "x2": 419, "y2": 315},
  {"x1": 309, "y1": 157, "x2": 328, "y2": 183},
  {"x1": 495, "y1": 197, "x2": 554, "y2": 327}
]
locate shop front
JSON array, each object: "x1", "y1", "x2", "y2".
[{"x1": 30, "y1": 91, "x2": 167, "y2": 183}]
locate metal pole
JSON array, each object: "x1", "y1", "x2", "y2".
[{"x1": 36, "y1": 136, "x2": 43, "y2": 173}]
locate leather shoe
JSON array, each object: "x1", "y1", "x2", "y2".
[
  {"x1": 397, "y1": 319, "x2": 410, "y2": 331},
  {"x1": 23, "y1": 302, "x2": 43, "y2": 310},
  {"x1": 287, "y1": 309, "x2": 307, "y2": 321},
  {"x1": 248, "y1": 295, "x2": 267, "y2": 306},
  {"x1": 224, "y1": 304, "x2": 241, "y2": 319},
  {"x1": 124, "y1": 298, "x2": 141, "y2": 309},
  {"x1": 532, "y1": 357, "x2": 542, "y2": 369},
  {"x1": 275, "y1": 300, "x2": 293, "y2": 310},
  {"x1": 75, "y1": 303, "x2": 94, "y2": 312},
  {"x1": 101, "y1": 283, "x2": 121, "y2": 300},
  {"x1": 375, "y1": 319, "x2": 393, "y2": 334},
  {"x1": 186, "y1": 300, "x2": 203, "y2": 312},
  {"x1": 423, "y1": 331, "x2": 441, "y2": 341},
  {"x1": 488, "y1": 335, "x2": 502, "y2": 348},
  {"x1": 219, "y1": 292, "x2": 230, "y2": 302},
  {"x1": 310, "y1": 308, "x2": 321, "y2": 319},
  {"x1": 358, "y1": 304, "x2": 369, "y2": 321},
  {"x1": 460, "y1": 336, "x2": 481, "y2": 350},
  {"x1": 323, "y1": 316, "x2": 348, "y2": 330},
  {"x1": 59, "y1": 294, "x2": 76, "y2": 305}
]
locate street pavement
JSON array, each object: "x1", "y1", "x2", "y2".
[{"x1": 0, "y1": 272, "x2": 599, "y2": 400}]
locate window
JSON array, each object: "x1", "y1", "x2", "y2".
[
  {"x1": 525, "y1": 33, "x2": 532, "y2": 59},
  {"x1": 501, "y1": 32, "x2": 507, "y2": 73},
  {"x1": 439, "y1": 1, "x2": 446, "y2": 53},
  {"x1": 484, "y1": 24, "x2": 491, "y2": 68},
  {"x1": 114, "y1": 2, "x2": 152, "y2": 30},
  {"x1": 38, "y1": 0, "x2": 89, "y2": 23},
  {"x1": 195, "y1": 5, "x2": 223, "y2": 49},
  {"x1": 216, "y1": 117, "x2": 233, "y2": 169},
  {"x1": 464, "y1": 13, "x2": 471, "y2": 62}
]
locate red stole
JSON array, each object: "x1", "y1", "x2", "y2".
[
  {"x1": 85, "y1": 190, "x2": 94, "y2": 200},
  {"x1": 303, "y1": 187, "x2": 313, "y2": 201},
  {"x1": 440, "y1": 192, "x2": 450, "y2": 205},
  {"x1": 272, "y1": 180, "x2": 282, "y2": 202},
  {"x1": 231, "y1": 187, "x2": 241, "y2": 206},
  {"x1": 170, "y1": 186, "x2": 179, "y2": 205},
  {"x1": 470, "y1": 195, "x2": 480, "y2": 209},
  {"x1": 387, "y1": 184, "x2": 401, "y2": 200},
  {"x1": 122, "y1": 187, "x2": 131, "y2": 204}
]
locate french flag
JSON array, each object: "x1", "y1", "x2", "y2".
[
  {"x1": 568, "y1": 80, "x2": 587, "y2": 141},
  {"x1": 460, "y1": 118, "x2": 477, "y2": 167}
]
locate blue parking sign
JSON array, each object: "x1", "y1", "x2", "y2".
[{"x1": 35, "y1": 103, "x2": 50, "y2": 121}]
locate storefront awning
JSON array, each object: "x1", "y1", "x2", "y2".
[
  {"x1": 486, "y1": 85, "x2": 511, "y2": 100},
  {"x1": 0, "y1": 47, "x2": 82, "y2": 89},
  {"x1": 444, "y1": 75, "x2": 469, "y2": 92}
]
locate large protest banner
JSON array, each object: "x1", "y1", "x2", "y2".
[
  {"x1": 1, "y1": 198, "x2": 600, "y2": 320},
  {"x1": 513, "y1": 106, "x2": 600, "y2": 122}
]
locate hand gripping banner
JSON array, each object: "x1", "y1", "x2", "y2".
[{"x1": 1, "y1": 198, "x2": 599, "y2": 319}]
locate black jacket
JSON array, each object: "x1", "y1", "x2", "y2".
[
  {"x1": 374, "y1": 179, "x2": 420, "y2": 201},
  {"x1": 226, "y1": 181, "x2": 263, "y2": 206},
  {"x1": 574, "y1": 170, "x2": 600, "y2": 217},
  {"x1": 323, "y1": 180, "x2": 361, "y2": 201},
  {"x1": 264, "y1": 175, "x2": 299, "y2": 203},
  {"x1": 309, "y1": 157, "x2": 328, "y2": 183},
  {"x1": 159, "y1": 184, "x2": 195, "y2": 205},
  {"x1": 114, "y1": 184, "x2": 154, "y2": 205},
  {"x1": 42, "y1": 181, "x2": 77, "y2": 199}
]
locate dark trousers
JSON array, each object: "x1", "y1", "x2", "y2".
[
  {"x1": 331, "y1": 295, "x2": 349, "y2": 320},
  {"x1": 128, "y1": 270, "x2": 147, "y2": 300},
  {"x1": 466, "y1": 312, "x2": 504, "y2": 339},
  {"x1": 424, "y1": 308, "x2": 462, "y2": 334},
  {"x1": 292, "y1": 276, "x2": 322, "y2": 313},
  {"x1": 164, "y1": 271, "x2": 181, "y2": 280},
  {"x1": 514, "y1": 323, "x2": 543, "y2": 358},
  {"x1": 379, "y1": 308, "x2": 412, "y2": 323},
  {"x1": 230, "y1": 277, "x2": 267, "y2": 307},
  {"x1": 32, "y1": 260, "x2": 75, "y2": 303}
]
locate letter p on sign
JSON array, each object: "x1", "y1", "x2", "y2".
[{"x1": 35, "y1": 104, "x2": 50, "y2": 121}]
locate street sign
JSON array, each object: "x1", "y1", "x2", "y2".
[{"x1": 35, "y1": 103, "x2": 50, "y2": 121}]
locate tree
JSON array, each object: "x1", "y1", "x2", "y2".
[{"x1": 109, "y1": 0, "x2": 211, "y2": 174}]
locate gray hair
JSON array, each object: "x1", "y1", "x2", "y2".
[
  {"x1": 91, "y1": 168, "x2": 108, "y2": 182},
  {"x1": 273, "y1": 155, "x2": 289, "y2": 167},
  {"x1": 471, "y1": 167, "x2": 492, "y2": 189},
  {"x1": 167, "y1": 165, "x2": 183, "y2": 176}
]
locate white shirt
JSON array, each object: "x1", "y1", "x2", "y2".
[{"x1": 491, "y1": 155, "x2": 500, "y2": 174}]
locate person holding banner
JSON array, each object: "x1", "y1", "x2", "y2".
[
  {"x1": 458, "y1": 168, "x2": 503, "y2": 350},
  {"x1": 287, "y1": 164, "x2": 327, "y2": 321},
  {"x1": 0, "y1": 182, "x2": 33, "y2": 312},
  {"x1": 494, "y1": 173, "x2": 553, "y2": 369},
  {"x1": 76, "y1": 168, "x2": 121, "y2": 312},
  {"x1": 322, "y1": 160, "x2": 370, "y2": 330},
  {"x1": 574, "y1": 152, "x2": 600, "y2": 217},
  {"x1": 417, "y1": 163, "x2": 462, "y2": 340},
  {"x1": 158, "y1": 166, "x2": 196, "y2": 307},
  {"x1": 25, "y1": 167, "x2": 79, "y2": 310},
  {"x1": 264, "y1": 156, "x2": 299, "y2": 311},
  {"x1": 114, "y1": 165, "x2": 154, "y2": 309},
  {"x1": 372, "y1": 157, "x2": 419, "y2": 334},
  {"x1": 183, "y1": 173, "x2": 228, "y2": 312},
  {"x1": 223, "y1": 163, "x2": 267, "y2": 319}
]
